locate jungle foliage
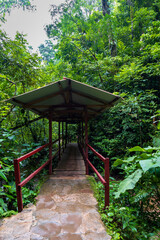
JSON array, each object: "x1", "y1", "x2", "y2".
[{"x1": 0, "y1": 0, "x2": 160, "y2": 239}]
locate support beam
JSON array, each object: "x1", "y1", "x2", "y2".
[
  {"x1": 58, "y1": 82, "x2": 67, "y2": 104},
  {"x1": 65, "y1": 122, "x2": 67, "y2": 148},
  {"x1": 14, "y1": 160, "x2": 23, "y2": 212},
  {"x1": 49, "y1": 113, "x2": 52, "y2": 175},
  {"x1": 82, "y1": 121, "x2": 84, "y2": 147},
  {"x1": 104, "y1": 158, "x2": 110, "y2": 207},
  {"x1": 68, "y1": 79, "x2": 72, "y2": 104},
  {"x1": 58, "y1": 122, "x2": 61, "y2": 161},
  {"x1": 85, "y1": 109, "x2": 89, "y2": 175},
  {"x1": 34, "y1": 104, "x2": 107, "y2": 109},
  {"x1": 72, "y1": 89, "x2": 108, "y2": 105},
  {"x1": 14, "y1": 87, "x2": 69, "y2": 108},
  {"x1": 62, "y1": 122, "x2": 64, "y2": 152},
  {"x1": 11, "y1": 98, "x2": 42, "y2": 115}
]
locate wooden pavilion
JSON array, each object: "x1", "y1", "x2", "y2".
[{"x1": 6, "y1": 77, "x2": 121, "y2": 212}]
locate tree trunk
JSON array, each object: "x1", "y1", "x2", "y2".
[
  {"x1": 101, "y1": 0, "x2": 117, "y2": 57},
  {"x1": 101, "y1": 0, "x2": 110, "y2": 15}
]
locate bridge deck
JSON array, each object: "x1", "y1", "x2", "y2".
[
  {"x1": 53, "y1": 143, "x2": 86, "y2": 177},
  {"x1": 0, "y1": 144, "x2": 111, "y2": 240}
]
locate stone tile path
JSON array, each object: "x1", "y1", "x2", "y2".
[{"x1": 0, "y1": 144, "x2": 111, "y2": 240}]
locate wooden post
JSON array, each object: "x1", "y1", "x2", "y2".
[
  {"x1": 82, "y1": 121, "x2": 84, "y2": 148},
  {"x1": 58, "y1": 121, "x2": 61, "y2": 161},
  {"x1": 49, "y1": 113, "x2": 52, "y2": 175},
  {"x1": 62, "y1": 122, "x2": 64, "y2": 152},
  {"x1": 104, "y1": 158, "x2": 109, "y2": 207},
  {"x1": 85, "y1": 109, "x2": 89, "y2": 175},
  {"x1": 77, "y1": 123, "x2": 79, "y2": 145},
  {"x1": 65, "y1": 122, "x2": 67, "y2": 148},
  {"x1": 14, "y1": 159, "x2": 23, "y2": 212}
]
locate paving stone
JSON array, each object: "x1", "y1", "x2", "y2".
[
  {"x1": 78, "y1": 193, "x2": 98, "y2": 206},
  {"x1": 60, "y1": 213, "x2": 82, "y2": 233},
  {"x1": 53, "y1": 233, "x2": 83, "y2": 240},
  {"x1": 82, "y1": 231, "x2": 111, "y2": 240},
  {"x1": 31, "y1": 221, "x2": 61, "y2": 237},
  {"x1": 30, "y1": 233, "x2": 44, "y2": 240},
  {"x1": 14, "y1": 232, "x2": 31, "y2": 240}
]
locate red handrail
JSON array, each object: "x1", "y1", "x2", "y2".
[
  {"x1": 19, "y1": 159, "x2": 50, "y2": 187},
  {"x1": 14, "y1": 139, "x2": 60, "y2": 212},
  {"x1": 86, "y1": 158, "x2": 106, "y2": 185},
  {"x1": 17, "y1": 143, "x2": 49, "y2": 163},
  {"x1": 18, "y1": 150, "x2": 59, "y2": 187},
  {"x1": 17, "y1": 139, "x2": 59, "y2": 163},
  {"x1": 82, "y1": 143, "x2": 109, "y2": 208},
  {"x1": 87, "y1": 144, "x2": 106, "y2": 163}
]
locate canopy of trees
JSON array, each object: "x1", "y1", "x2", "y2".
[{"x1": 0, "y1": 0, "x2": 160, "y2": 239}]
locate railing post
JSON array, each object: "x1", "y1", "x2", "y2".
[
  {"x1": 49, "y1": 113, "x2": 52, "y2": 175},
  {"x1": 65, "y1": 122, "x2": 67, "y2": 148},
  {"x1": 77, "y1": 123, "x2": 80, "y2": 145},
  {"x1": 62, "y1": 122, "x2": 64, "y2": 152},
  {"x1": 85, "y1": 109, "x2": 89, "y2": 175},
  {"x1": 58, "y1": 121, "x2": 61, "y2": 161},
  {"x1": 104, "y1": 157, "x2": 110, "y2": 207},
  {"x1": 82, "y1": 121, "x2": 84, "y2": 148},
  {"x1": 14, "y1": 159, "x2": 23, "y2": 212}
]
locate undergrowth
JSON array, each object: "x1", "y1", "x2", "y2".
[{"x1": 87, "y1": 175, "x2": 159, "y2": 240}]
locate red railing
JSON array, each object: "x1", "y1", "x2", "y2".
[
  {"x1": 81, "y1": 143, "x2": 109, "y2": 208},
  {"x1": 14, "y1": 139, "x2": 59, "y2": 212}
]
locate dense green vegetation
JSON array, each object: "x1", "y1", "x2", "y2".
[{"x1": 0, "y1": 0, "x2": 160, "y2": 239}]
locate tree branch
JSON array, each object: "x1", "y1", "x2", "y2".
[
  {"x1": 5, "y1": 78, "x2": 17, "y2": 95},
  {"x1": 0, "y1": 106, "x2": 15, "y2": 124}
]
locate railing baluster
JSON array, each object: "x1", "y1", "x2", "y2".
[
  {"x1": 14, "y1": 159, "x2": 23, "y2": 212},
  {"x1": 104, "y1": 158, "x2": 109, "y2": 207},
  {"x1": 49, "y1": 114, "x2": 52, "y2": 175}
]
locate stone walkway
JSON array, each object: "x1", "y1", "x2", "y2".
[{"x1": 0, "y1": 144, "x2": 111, "y2": 240}]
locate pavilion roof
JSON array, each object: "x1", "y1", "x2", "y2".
[{"x1": 6, "y1": 78, "x2": 121, "y2": 123}]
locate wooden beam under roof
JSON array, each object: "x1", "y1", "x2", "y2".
[
  {"x1": 71, "y1": 89, "x2": 110, "y2": 105},
  {"x1": 57, "y1": 81, "x2": 68, "y2": 104},
  {"x1": 68, "y1": 79, "x2": 72, "y2": 104},
  {"x1": 11, "y1": 98, "x2": 42, "y2": 115},
  {"x1": 15, "y1": 87, "x2": 69, "y2": 108},
  {"x1": 33, "y1": 104, "x2": 106, "y2": 109}
]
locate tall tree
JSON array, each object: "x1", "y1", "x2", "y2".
[
  {"x1": 101, "y1": 0, "x2": 110, "y2": 15},
  {"x1": 101, "y1": 0, "x2": 117, "y2": 56},
  {"x1": 0, "y1": 0, "x2": 35, "y2": 14}
]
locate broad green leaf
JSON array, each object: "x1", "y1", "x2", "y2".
[
  {"x1": 115, "y1": 169, "x2": 143, "y2": 198},
  {"x1": 114, "y1": 233, "x2": 121, "y2": 239},
  {"x1": 0, "y1": 207, "x2": 4, "y2": 214},
  {"x1": 124, "y1": 156, "x2": 137, "y2": 162},
  {"x1": 140, "y1": 153, "x2": 151, "y2": 159},
  {"x1": 123, "y1": 221, "x2": 128, "y2": 229},
  {"x1": 157, "y1": 122, "x2": 160, "y2": 130},
  {"x1": 131, "y1": 190, "x2": 149, "y2": 203},
  {"x1": 129, "y1": 146, "x2": 145, "y2": 152},
  {"x1": 3, "y1": 185, "x2": 11, "y2": 188},
  {"x1": 0, "y1": 74, "x2": 6, "y2": 78},
  {"x1": 143, "y1": 146, "x2": 160, "y2": 153},
  {"x1": 0, "y1": 171, "x2": 8, "y2": 182},
  {"x1": 130, "y1": 226, "x2": 137, "y2": 232},
  {"x1": 139, "y1": 159, "x2": 160, "y2": 173},
  {"x1": 113, "y1": 159, "x2": 123, "y2": 167}
]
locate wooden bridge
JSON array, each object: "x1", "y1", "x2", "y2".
[
  {"x1": 0, "y1": 143, "x2": 111, "y2": 239},
  {"x1": 1, "y1": 78, "x2": 121, "y2": 239}
]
